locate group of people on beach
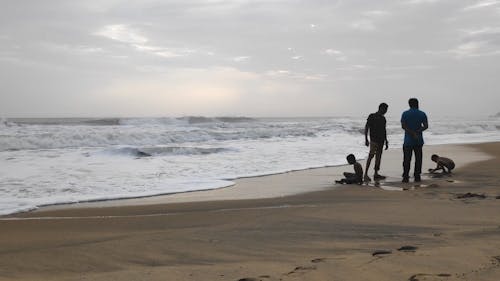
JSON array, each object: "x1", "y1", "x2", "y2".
[{"x1": 336, "y1": 98, "x2": 455, "y2": 185}]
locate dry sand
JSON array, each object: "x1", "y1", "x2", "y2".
[{"x1": 1, "y1": 143, "x2": 500, "y2": 281}]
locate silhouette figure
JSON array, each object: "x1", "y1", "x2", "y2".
[
  {"x1": 364, "y1": 103, "x2": 389, "y2": 182},
  {"x1": 336, "y1": 154, "x2": 363, "y2": 185},
  {"x1": 401, "y1": 98, "x2": 428, "y2": 183},
  {"x1": 428, "y1": 154, "x2": 455, "y2": 174}
]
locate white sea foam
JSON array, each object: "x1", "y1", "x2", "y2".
[{"x1": 0, "y1": 116, "x2": 499, "y2": 215}]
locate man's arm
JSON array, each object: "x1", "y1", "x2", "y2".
[
  {"x1": 364, "y1": 123, "x2": 370, "y2": 146},
  {"x1": 416, "y1": 120, "x2": 428, "y2": 133},
  {"x1": 429, "y1": 162, "x2": 444, "y2": 173},
  {"x1": 416, "y1": 113, "x2": 428, "y2": 133},
  {"x1": 384, "y1": 126, "x2": 389, "y2": 150}
]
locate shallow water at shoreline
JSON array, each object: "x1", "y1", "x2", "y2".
[{"x1": 31, "y1": 142, "x2": 493, "y2": 214}]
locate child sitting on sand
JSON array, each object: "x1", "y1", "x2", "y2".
[
  {"x1": 336, "y1": 154, "x2": 363, "y2": 184},
  {"x1": 428, "y1": 154, "x2": 455, "y2": 174}
]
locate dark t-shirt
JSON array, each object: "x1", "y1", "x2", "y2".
[{"x1": 366, "y1": 113, "x2": 387, "y2": 144}]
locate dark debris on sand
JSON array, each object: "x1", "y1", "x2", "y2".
[
  {"x1": 372, "y1": 250, "x2": 392, "y2": 256},
  {"x1": 237, "y1": 277, "x2": 270, "y2": 281},
  {"x1": 409, "y1": 273, "x2": 451, "y2": 281},
  {"x1": 456, "y1": 193, "x2": 487, "y2": 199},
  {"x1": 398, "y1": 246, "x2": 418, "y2": 252}
]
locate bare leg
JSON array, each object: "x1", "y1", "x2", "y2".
[
  {"x1": 374, "y1": 149, "x2": 385, "y2": 179},
  {"x1": 364, "y1": 154, "x2": 374, "y2": 182}
]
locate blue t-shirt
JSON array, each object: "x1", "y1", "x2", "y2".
[{"x1": 401, "y1": 108, "x2": 428, "y2": 146}]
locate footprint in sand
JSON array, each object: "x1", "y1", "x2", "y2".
[
  {"x1": 490, "y1": 256, "x2": 500, "y2": 266},
  {"x1": 286, "y1": 265, "x2": 317, "y2": 276}
]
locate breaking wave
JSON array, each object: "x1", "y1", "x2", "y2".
[
  {"x1": 6, "y1": 116, "x2": 256, "y2": 127},
  {"x1": 99, "y1": 146, "x2": 232, "y2": 157},
  {"x1": 1, "y1": 116, "x2": 499, "y2": 152}
]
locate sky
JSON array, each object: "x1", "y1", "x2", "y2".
[{"x1": 1, "y1": 0, "x2": 500, "y2": 118}]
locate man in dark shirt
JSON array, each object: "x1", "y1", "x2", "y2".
[
  {"x1": 401, "y1": 98, "x2": 428, "y2": 183},
  {"x1": 364, "y1": 103, "x2": 389, "y2": 182}
]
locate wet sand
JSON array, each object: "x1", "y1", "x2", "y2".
[{"x1": 1, "y1": 142, "x2": 500, "y2": 281}]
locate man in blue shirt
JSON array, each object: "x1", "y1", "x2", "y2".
[{"x1": 401, "y1": 98, "x2": 428, "y2": 183}]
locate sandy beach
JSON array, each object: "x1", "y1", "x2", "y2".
[
  {"x1": 1, "y1": 142, "x2": 500, "y2": 281},
  {"x1": 3, "y1": 1, "x2": 500, "y2": 280}
]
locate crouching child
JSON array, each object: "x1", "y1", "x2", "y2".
[{"x1": 428, "y1": 154, "x2": 455, "y2": 174}]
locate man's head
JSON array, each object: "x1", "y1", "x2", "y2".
[
  {"x1": 346, "y1": 154, "x2": 356, "y2": 164},
  {"x1": 408, "y1": 98, "x2": 419, "y2": 109},
  {"x1": 378, "y1": 103, "x2": 388, "y2": 114},
  {"x1": 431, "y1": 154, "x2": 439, "y2": 162}
]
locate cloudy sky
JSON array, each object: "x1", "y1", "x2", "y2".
[{"x1": 1, "y1": 0, "x2": 499, "y2": 118}]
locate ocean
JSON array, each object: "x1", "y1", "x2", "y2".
[{"x1": 1, "y1": 116, "x2": 499, "y2": 215}]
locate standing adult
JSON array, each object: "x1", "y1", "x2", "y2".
[
  {"x1": 364, "y1": 103, "x2": 389, "y2": 182},
  {"x1": 401, "y1": 98, "x2": 428, "y2": 183}
]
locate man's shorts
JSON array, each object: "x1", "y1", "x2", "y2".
[{"x1": 369, "y1": 141, "x2": 383, "y2": 156}]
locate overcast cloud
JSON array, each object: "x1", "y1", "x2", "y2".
[{"x1": 1, "y1": 0, "x2": 499, "y2": 118}]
